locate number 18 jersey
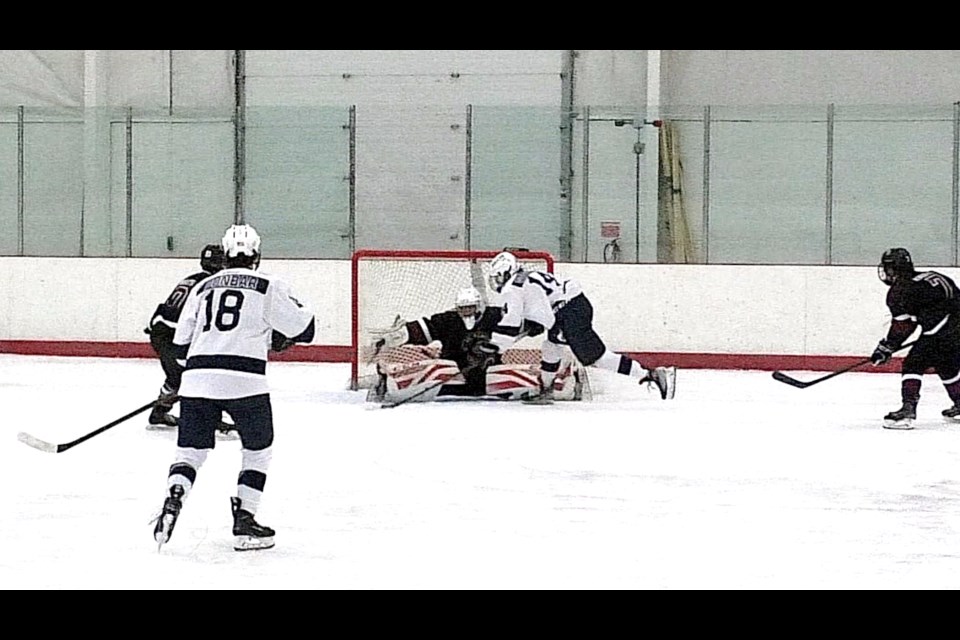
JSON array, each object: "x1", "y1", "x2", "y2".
[{"x1": 173, "y1": 267, "x2": 315, "y2": 400}]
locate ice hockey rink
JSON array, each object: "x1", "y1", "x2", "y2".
[{"x1": 4, "y1": 353, "x2": 960, "y2": 590}]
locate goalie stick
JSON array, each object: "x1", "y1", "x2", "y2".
[
  {"x1": 771, "y1": 339, "x2": 917, "y2": 389},
  {"x1": 17, "y1": 399, "x2": 157, "y2": 453}
]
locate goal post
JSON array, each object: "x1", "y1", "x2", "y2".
[{"x1": 350, "y1": 249, "x2": 555, "y2": 390}]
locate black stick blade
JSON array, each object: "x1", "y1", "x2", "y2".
[{"x1": 771, "y1": 371, "x2": 811, "y2": 388}]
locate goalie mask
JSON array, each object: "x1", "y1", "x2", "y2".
[
  {"x1": 455, "y1": 286, "x2": 483, "y2": 330},
  {"x1": 488, "y1": 251, "x2": 520, "y2": 293}
]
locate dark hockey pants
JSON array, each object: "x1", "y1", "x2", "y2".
[
  {"x1": 150, "y1": 330, "x2": 184, "y2": 395},
  {"x1": 548, "y1": 293, "x2": 607, "y2": 366}
]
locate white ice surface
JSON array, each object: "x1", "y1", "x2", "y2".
[{"x1": 4, "y1": 354, "x2": 960, "y2": 590}]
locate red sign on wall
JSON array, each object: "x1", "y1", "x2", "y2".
[{"x1": 600, "y1": 221, "x2": 621, "y2": 239}]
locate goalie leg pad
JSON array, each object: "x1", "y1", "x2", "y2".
[
  {"x1": 485, "y1": 364, "x2": 540, "y2": 400},
  {"x1": 485, "y1": 360, "x2": 586, "y2": 401},
  {"x1": 381, "y1": 359, "x2": 462, "y2": 404}
]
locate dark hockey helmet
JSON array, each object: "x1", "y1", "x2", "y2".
[
  {"x1": 878, "y1": 247, "x2": 915, "y2": 286},
  {"x1": 200, "y1": 243, "x2": 225, "y2": 273}
]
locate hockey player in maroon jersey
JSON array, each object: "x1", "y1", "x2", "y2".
[
  {"x1": 872, "y1": 247, "x2": 960, "y2": 429},
  {"x1": 144, "y1": 243, "x2": 225, "y2": 429}
]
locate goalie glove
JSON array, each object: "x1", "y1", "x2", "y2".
[
  {"x1": 369, "y1": 315, "x2": 409, "y2": 352},
  {"x1": 271, "y1": 330, "x2": 296, "y2": 353}
]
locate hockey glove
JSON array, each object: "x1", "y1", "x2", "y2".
[
  {"x1": 466, "y1": 336, "x2": 500, "y2": 368},
  {"x1": 523, "y1": 320, "x2": 545, "y2": 338},
  {"x1": 271, "y1": 330, "x2": 295, "y2": 353},
  {"x1": 871, "y1": 339, "x2": 896, "y2": 366}
]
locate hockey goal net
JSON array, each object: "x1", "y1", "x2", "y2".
[{"x1": 351, "y1": 249, "x2": 555, "y2": 390}]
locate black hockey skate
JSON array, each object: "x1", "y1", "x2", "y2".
[
  {"x1": 883, "y1": 403, "x2": 917, "y2": 430},
  {"x1": 231, "y1": 497, "x2": 275, "y2": 551},
  {"x1": 147, "y1": 405, "x2": 178, "y2": 430},
  {"x1": 642, "y1": 366, "x2": 677, "y2": 400},
  {"x1": 147, "y1": 390, "x2": 179, "y2": 430},
  {"x1": 216, "y1": 426, "x2": 239, "y2": 441},
  {"x1": 942, "y1": 404, "x2": 960, "y2": 421},
  {"x1": 154, "y1": 484, "x2": 185, "y2": 548},
  {"x1": 216, "y1": 416, "x2": 240, "y2": 441}
]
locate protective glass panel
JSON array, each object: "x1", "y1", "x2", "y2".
[
  {"x1": 244, "y1": 106, "x2": 352, "y2": 258},
  {"x1": 24, "y1": 120, "x2": 83, "y2": 256},
  {"x1": 470, "y1": 106, "x2": 561, "y2": 255},
  {"x1": 707, "y1": 107, "x2": 828, "y2": 264},
  {"x1": 0, "y1": 119, "x2": 17, "y2": 255},
  {"x1": 831, "y1": 105, "x2": 954, "y2": 266},
  {"x1": 111, "y1": 119, "x2": 235, "y2": 258}
]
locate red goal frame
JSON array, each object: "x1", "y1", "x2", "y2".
[{"x1": 350, "y1": 249, "x2": 555, "y2": 389}]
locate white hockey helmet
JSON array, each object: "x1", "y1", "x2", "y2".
[
  {"x1": 221, "y1": 224, "x2": 262, "y2": 268},
  {"x1": 488, "y1": 251, "x2": 519, "y2": 293},
  {"x1": 455, "y1": 286, "x2": 483, "y2": 318}
]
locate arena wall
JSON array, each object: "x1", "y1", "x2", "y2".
[{"x1": 0, "y1": 257, "x2": 931, "y2": 373}]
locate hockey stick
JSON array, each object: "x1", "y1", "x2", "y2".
[
  {"x1": 17, "y1": 399, "x2": 157, "y2": 453},
  {"x1": 771, "y1": 339, "x2": 917, "y2": 389}
]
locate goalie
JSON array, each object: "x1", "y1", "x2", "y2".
[{"x1": 368, "y1": 286, "x2": 583, "y2": 404}]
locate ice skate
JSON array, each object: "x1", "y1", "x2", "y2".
[
  {"x1": 216, "y1": 415, "x2": 240, "y2": 441},
  {"x1": 153, "y1": 484, "x2": 185, "y2": 549},
  {"x1": 146, "y1": 391, "x2": 179, "y2": 430},
  {"x1": 522, "y1": 381, "x2": 555, "y2": 405},
  {"x1": 231, "y1": 497, "x2": 275, "y2": 551},
  {"x1": 146, "y1": 406, "x2": 178, "y2": 430},
  {"x1": 883, "y1": 403, "x2": 917, "y2": 430},
  {"x1": 942, "y1": 403, "x2": 960, "y2": 422},
  {"x1": 642, "y1": 366, "x2": 677, "y2": 400},
  {"x1": 216, "y1": 423, "x2": 240, "y2": 441}
]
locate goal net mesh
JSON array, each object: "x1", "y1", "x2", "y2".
[{"x1": 351, "y1": 250, "x2": 555, "y2": 390}]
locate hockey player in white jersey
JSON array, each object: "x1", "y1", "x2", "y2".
[
  {"x1": 486, "y1": 250, "x2": 676, "y2": 404},
  {"x1": 153, "y1": 223, "x2": 316, "y2": 552}
]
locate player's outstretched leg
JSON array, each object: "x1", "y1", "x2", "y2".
[
  {"x1": 153, "y1": 484, "x2": 185, "y2": 548},
  {"x1": 231, "y1": 497, "x2": 275, "y2": 551}
]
